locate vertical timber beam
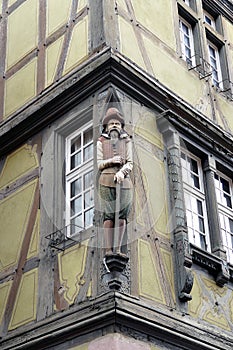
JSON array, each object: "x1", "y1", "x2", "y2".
[
  {"x1": 37, "y1": 128, "x2": 56, "y2": 321},
  {"x1": 89, "y1": 0, "x2": 105, "y2": 52},
  {"x1": 103, "y1": 0, "x2": 120, "y2": 50}
]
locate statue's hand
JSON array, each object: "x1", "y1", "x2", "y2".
[
  {"x1": 111, "y1": 156, "x2": 124, "y2": 165},
  {"x1": 114, "y1": 170, "x2": 125, "y2": 183}
]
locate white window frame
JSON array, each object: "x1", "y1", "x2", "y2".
[
  {"x1": 179, "y1": 17, "x2": 196, "y2": 67},
  {"x1": 65, "y1": 122, "x2": 94, "y2": 237},
  {"x1": 181, "y1": 149, "x2": 211, "y2": 251},
  {"x1": 214, "y1": 171, "x2": 233, "y2": 264},
  {"x1": 207, "y1": 41, "x2": 223, "y2": 89}
]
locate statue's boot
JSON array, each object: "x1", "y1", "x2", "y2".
[
  {"x1": 116, "y1": 219, "x2": 126, "y2": 255},
  {"x1": 103, "y1": 220, "x2": 114, "y2": 256}
]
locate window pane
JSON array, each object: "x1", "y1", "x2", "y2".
[
  {"x1": 84, "y1": 127, "x2": 93, "y2": 145},
  {"x1": 221, "y1": 177, "x2": 230, "y2": 193},
  {"x1": 199, "y1": 217, "x2": 205, "y2": 233},
  {"x1": 84, "y1": 190, "x2": 94, "y2": 209},
  {"x1": 71, "y1": 135, "x2": 81, "y2": 153},
  {"x1": 191, "y1": 174, "x2": 200, "y2": 189},
  {"x1": 205, "y1": 15, "x2": 212, "y2": 26},
  {"x1": 200, "y1": 234, "x2": 207, "y2": 250},
  {"x1": 71, "y1": 152, "x2": 81, "y2": 169},
  {"x1": 190, "y1": 159, "x2": 198, "y2": 174},
  {"x1": 229, "y1": 218, "x2": 233, "y2": 233},
  {"x1": 197, "y1": 200, "x2": 203, "y2": 215},
  {"x1": 185, "y1": 47, "x2": 191, "y2": 60},
  {"x1": 71, "y1": 178, "x2": 82, "y2": 197},
  {"x1": 71, "y1": 196, "x2": 82, "y2": 215},
  {"x1": 84, "y1": 144, "x2": 93, "y2": 162},
  {"x1": 184, "y1": 35, "x2": 190, "y2": 46},
  {"x1": 84, "y1": 171, "x2": 93, "y2": 189},
  {"x1": 71, "y1": 215, "x2": 82, "y2": 234},
  {"x1": 85, "y1": 208, "x2": 94, "y2": 227},
  {"x1": 224, "y1": 194, "x2": 232, "y2": 208}
]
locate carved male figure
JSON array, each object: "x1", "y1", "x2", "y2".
[{"x1": 97, "y1": 108, "x2": 133, "y2": 255}]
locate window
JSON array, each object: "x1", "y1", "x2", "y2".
[
  {"x1": 207, "y1": 41, "x2": 223, "y2": 89},
  {"x1": 65, "y1": 123, "x2": 94, "y2": 236},
  {"x1": 179, "y1": 18, "x2": 195, "y2": 66},
  {"x1": 203, "y1": 11, "x2": 216, "y2": 29},
  {"x1": 180, "y1": 145, "x2": 233, "y2": 266},
  {"x1": 181, "y1": 150, "x2": 210, "y2": 251},
  {"x1": 182, "y1": 0, "x2": 190, "y2": 6},
  {"x1": 214, "y1": 172, "x2": 233, "y2": 264},
  {"x1": 177, "y1": 1, "x2": 231, "y2": 97}
]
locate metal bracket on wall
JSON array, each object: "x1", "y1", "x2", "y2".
[
  {"x1": 45, "y1": 224, "x2": 86, "y2": 252},
  {"x1": 187, "y1": 54, "x2": 212, "y2": 80}
]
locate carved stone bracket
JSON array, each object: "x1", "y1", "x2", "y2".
[
  {"x1": 174, "y1": 227, "x2": 193, "y2": 301},
  {"x1": 103, "y1": 254, "x2": 129, "y2": 291}
]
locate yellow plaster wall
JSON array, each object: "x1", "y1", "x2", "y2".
[
  {"x1": 8, "y1": 268, "x2": 38, "y2": 330},
  {"x1": 46, "y1": 36, "x2": 64, "y2": 87},
  {"x1": 77, "y1": 0, "x2": 87, "y2": 12},
  {"x1": 4, "y1": 58, "x2": 37, "y2": 118},
  {"x1": 223, "y1": 17, "x2": 233, "y2": 64},
  {"x1": 161, "y1": 248, "x2": 175, "y2": 302},
  {"x1": 0, "y1": 281, "x2": 12, "y2": 325},
  {"x1": 143, "y1": 35, "x2": 212, "y2": 114},
  {"x1": 2, "y1": 0, "x2": 89, "y2": 119},
  {"x1": 135, "y1": 146, "x2": 168, "y2": 236},
  {"x1": 47, "y1": 0, "x2": 72, "y2": 36},
  {"x1": 188, "y1": 272, "x2": 203, "y2": 318},
  {"x1": 189, "y1": 272, "x2": 233, "y2": 331},
  {"x1": 134, "y1": 110, "x2": 163, "y2": 149},
  {"x1": 0, "y1": 144, "x2": 39, "y2": 189},
  {"x1": 116, "y1": 0, "x2": 128, "y2": 13},
  {"x1": 131, "y1": 0, "x2": 176, "y2": 50},
  {"x1": 119, "y1": 17, "x2": 146, "y2": 71},
  {"x1": 138, "y1": 239, "x2": 166, "y2": 304},
  {"x1": 0, "y1": 179, "x2": 37, "y2": 272},
  {"x1": 8, "y1": 0, "x2": 17, "y2": 6},
  {"x1": 6, "y1": 0, "x2": 38, "y2": 69},
  {"x1": 215, "y1": 94, "x2": 233, "y2": 133},
  {"x1": 27, "y1": 210, "x2": 40, "y2": 260},
  {"x1": 58, "y1": 240, "x2": 88, "y2": 304},
  {"x1": 63, "y1": 18, "x2": 88, "y2": 75}
]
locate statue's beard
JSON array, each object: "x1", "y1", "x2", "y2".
[{"x1": 108, "y1": 128, "x2": 121, "y2": 140}]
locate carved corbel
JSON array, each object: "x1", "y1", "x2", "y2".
[
  {"x1": 103, "y1": 254, "x2": 129, "y2": 290},
  {"x1": 174, "y1": 227, "x2": 193, "y2": 301}
]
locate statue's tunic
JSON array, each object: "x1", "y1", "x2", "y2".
[{"x1": 97, "y1": 132, "x2": 133, "y2": 221}]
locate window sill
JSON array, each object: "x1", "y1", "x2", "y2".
[{"x1": 191, "y1": 244, "x2": 232, "y2": 286}]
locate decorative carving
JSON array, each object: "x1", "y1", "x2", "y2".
[
  {"x1": 174, "y1": 227, "x2": 193, "y2": 301},
  {"x1": 101, "y1": 254, "x2": 129, "y2": 291}
]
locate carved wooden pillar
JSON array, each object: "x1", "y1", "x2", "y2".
[{"x1": 158, "y1": 116, "x2": 193, "y2": 302}]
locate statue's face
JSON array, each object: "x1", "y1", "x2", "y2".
[{"x1": 106, "y1": 119, "x2": 122, "y2": 133}]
